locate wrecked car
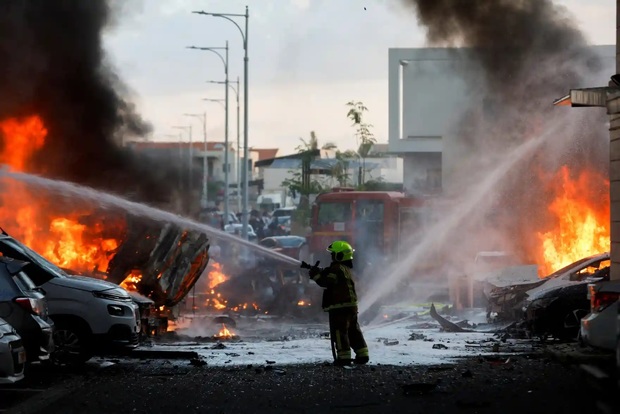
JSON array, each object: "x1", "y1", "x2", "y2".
[
  {"x1": 485, "y1": 252, "x2": 610, "y2": 322},
  {"x1": 523, "y1": 264, "x2": 610, "y2": 341}
]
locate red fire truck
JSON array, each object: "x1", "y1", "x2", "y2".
[{"x1": 307, "y1": 188, "x2": 430, "y2": 267}]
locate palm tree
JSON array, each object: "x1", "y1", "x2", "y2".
[{"x1": 346, "y1": 101, "x2": 376, "y2": 186}]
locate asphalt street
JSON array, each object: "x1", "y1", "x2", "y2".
[{"x1": 6, "y1": 354, "x2": 611, "y2": 414}]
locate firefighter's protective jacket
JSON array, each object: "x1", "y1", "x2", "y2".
[{"x1": 310, "y1": 262, "x2": 358, "y2": 311}]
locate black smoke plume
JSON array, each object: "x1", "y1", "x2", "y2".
[
  {"x1": 0, "y1": 0, "x2": 177, "y2": 203},
  {"x1": 401, "y1": 0, "x2": 609, "y2": 263}
]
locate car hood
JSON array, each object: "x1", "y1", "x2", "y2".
[
  {"x1": 128, "y1": 291, "x2": 154, "y2": 305},
  {"x1": 49, "y1": 275, "x2": 127, "y2": 293},
  {"x1": 483, "y1": 265, "x2": 540, "y2": 287},
  {"x1": 525, "y1": 276, "x2": 604, "y2": 301}
]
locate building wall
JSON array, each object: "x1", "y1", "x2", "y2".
[
  {"x1": 262, "y1": 168, "x2": 294, "y2": 193},
  {"x1": 388, "y1": 48, "x2": 471, "y2": 193},
  {"x1": 389, "y1": 46, "x2": 615, "y2": 195},
  {"x1": 611, "y1": 2, "x2": 620, "y2": 281},
  {"x1": 610, "y1": 91, "x2": 620, "y2": 281}
]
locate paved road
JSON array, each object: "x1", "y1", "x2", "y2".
[{"x1": 12, "y1": 355, "x2": 608, "y2": 414}]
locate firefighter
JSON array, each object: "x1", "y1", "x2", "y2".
[{"x1": 307, "y1": 241, "x2": 369, "y2": 366}]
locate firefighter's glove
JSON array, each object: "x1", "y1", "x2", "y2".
[{"x1": 308, "y1": 266, "x2": 320, "y2": 278}]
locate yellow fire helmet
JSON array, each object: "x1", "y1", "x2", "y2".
[{"x1": 327, "y1": 240, "x2": 355, "y2": 261}]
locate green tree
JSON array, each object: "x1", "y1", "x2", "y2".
[
  {"x1": 346, "y1": 101, "x2": 377, "y2": 186},
  {"x1": 281, "y1": 131, "x2": 331, "y2": 209}
]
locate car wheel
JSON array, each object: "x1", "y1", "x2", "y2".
[
  {"x1": 51, "y1": 324, "x2": 93, "y2": 365},
  {"x1": 558, "y1": 309, "x2": 588, "y2": 341}
]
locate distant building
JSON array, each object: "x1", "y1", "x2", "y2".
[
  {"x1": 255, "y1": 143, "x2": 403, "y2": 197},
  {"x1": 388, "y1": 46, "x2": 616, "y2": 195}
]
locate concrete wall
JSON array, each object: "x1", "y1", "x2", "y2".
[
  {"x1": 388, "y1": 48, "x2": 473, "y2": 193},
  {"x1": 611, "y1": 2, "x2": 620, "y2": 281},
  {"x1": 610, "y1": 89, "x2": 620, "y2": 281}
]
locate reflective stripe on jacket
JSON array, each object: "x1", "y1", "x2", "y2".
[{"x1": 311, "y1": 262, "x2": 358, "y2": 311}]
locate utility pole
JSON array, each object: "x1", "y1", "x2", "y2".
[
  {"x1": 193, "y1": 5, "x2": 250, "y2": 239},
  {"x1": 207, "y1": 77, "x2": 240, "y2": 212},
  {"x1": 187, "y1": 42, "x2": 230, "y2": 223}
]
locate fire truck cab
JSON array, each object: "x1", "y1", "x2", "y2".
[{"x1": 308, "y1": 189, "x2": 427, "y2": 269}]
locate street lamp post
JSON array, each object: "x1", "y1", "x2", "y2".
[
  {"x1": 188, "y1": 43, "x2": 230, "y2": 225},
  {"x1": 193, "y1": 6, "x2": 250, "y2": 240},
  {"x1": 207, "y1": 77, "x2": 240, "y2": 213},
  {"x1": 183, "y1": 113, "x2": 208, "y2": 209}
]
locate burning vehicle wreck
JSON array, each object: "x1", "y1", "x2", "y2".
[
  {"x1": 68, "y1": 213, "x2": 212, "y2": 335},
  {"x1": 483, "y1": 252, "x2": 610, "y2": 340}
]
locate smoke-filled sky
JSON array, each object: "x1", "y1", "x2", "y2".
[{"x1": 104, "y1": 0, "x2": 616, "y2": 154}]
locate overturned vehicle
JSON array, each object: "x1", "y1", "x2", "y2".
[{"x1": 72, "y1": 214, "x2": 211, "y2": 333}]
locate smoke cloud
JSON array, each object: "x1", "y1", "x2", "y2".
[
  {"x1": 0, "y1": 0, "x2": 177, "y2": 203},
  {"x1": 360, "y1": 0, "x2": 610, "y2": 314},
  {"x1": 401, "y1": 0, "x2": 608, "y2": 261}
]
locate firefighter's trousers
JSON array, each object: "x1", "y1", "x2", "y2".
[{"x1": 328, "y1": 307, "x2": 368, "y2": 362}]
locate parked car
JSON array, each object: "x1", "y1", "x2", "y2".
[
  {"x1": 259, "y1": 236, "x2": 308, "y2": 261},
  {"x1": 523, "y1": 265, "x2": 610, "y2": 341},
  {"x1": 0, "y1": 234, "x2": 139, "y2": 364},
  {"x1": 224, "y1": 224, "x2": 257, "y2": 241},
  {"x1": 0, "y1": 317, "x2": 25, "y2": 384},
  {"x1": 0, "y1": 256, "x2": 54, "y2": 362},
  {"x1": 485, "y1": 252, "x2": 610, "y2": 321},
  {"x1": 264, "y1": 216, "x2": 291, "y2": 237},
  {"x1": 579, "y1": 280, "x2": 620, "y2": 350},
  {"x1": 272, "y1": 207, "x2": 296, "y2": 218}
]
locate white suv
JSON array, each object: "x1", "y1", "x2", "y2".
[{"x1": 0, "y1": 234, "x2": 140, "y2": 363}]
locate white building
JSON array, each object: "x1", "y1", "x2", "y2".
[
  {"x1": 256, "y1": 146, "x2": 403, "y2": 195},
  {"x1": 388, "y1": 46, "x2": 616, "y2": 195}
]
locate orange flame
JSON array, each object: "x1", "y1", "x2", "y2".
[
  {"x1": 207, "y1": 262, "x2": 229, "y2": 289},
  {"x1": 214, "y1": 323, "x2": 234, "y2": 339},
  {"x1": 0, "y1": 115, "x2": 125, "y2": 275},
  {"x1": 297, "y1": 300, "x2": 311, "y2": 306},
  {"x1": 0, "y1": 115, "x2": 47, "y2": 172},
  {"x1": 120, "y1": 270, "x2": 142, "y2": 291},
  {"x1": 536, "y1": 166, "x2": 610, "y2": 276}
]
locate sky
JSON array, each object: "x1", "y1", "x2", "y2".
[{"x1": 104, "y1": 0, "x2": 616, "y2": 155}]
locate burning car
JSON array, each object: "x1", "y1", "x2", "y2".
[
  {"x1": 523, "y1": 264, "x2": 610, "y2": 341},
  {"x1": 485, "y1": 252, "x2": 610, "y2": 328},
  {"x1": 0, "y1": 232, "x2": 140, "y2": 363}
]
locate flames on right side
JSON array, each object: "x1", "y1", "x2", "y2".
[{"x1": 535, "y1": 166, "x2": 610, "y2": 277}]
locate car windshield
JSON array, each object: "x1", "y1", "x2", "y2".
[
  {"x1": 273, "y1": 209, "x2": 294, "y2": 217},
  {"x1": 225, "y1": 224, "x2": 254, "y2": 234},
  {"x1": 545, "y1": 255, "x2": 606, "y2": 279},
  {"x1": 276, "y1": 237, "x2": 304, "y2": 248},
  {"x1": 0, "y1": 238, "x2": 67, "y2": 284}
]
